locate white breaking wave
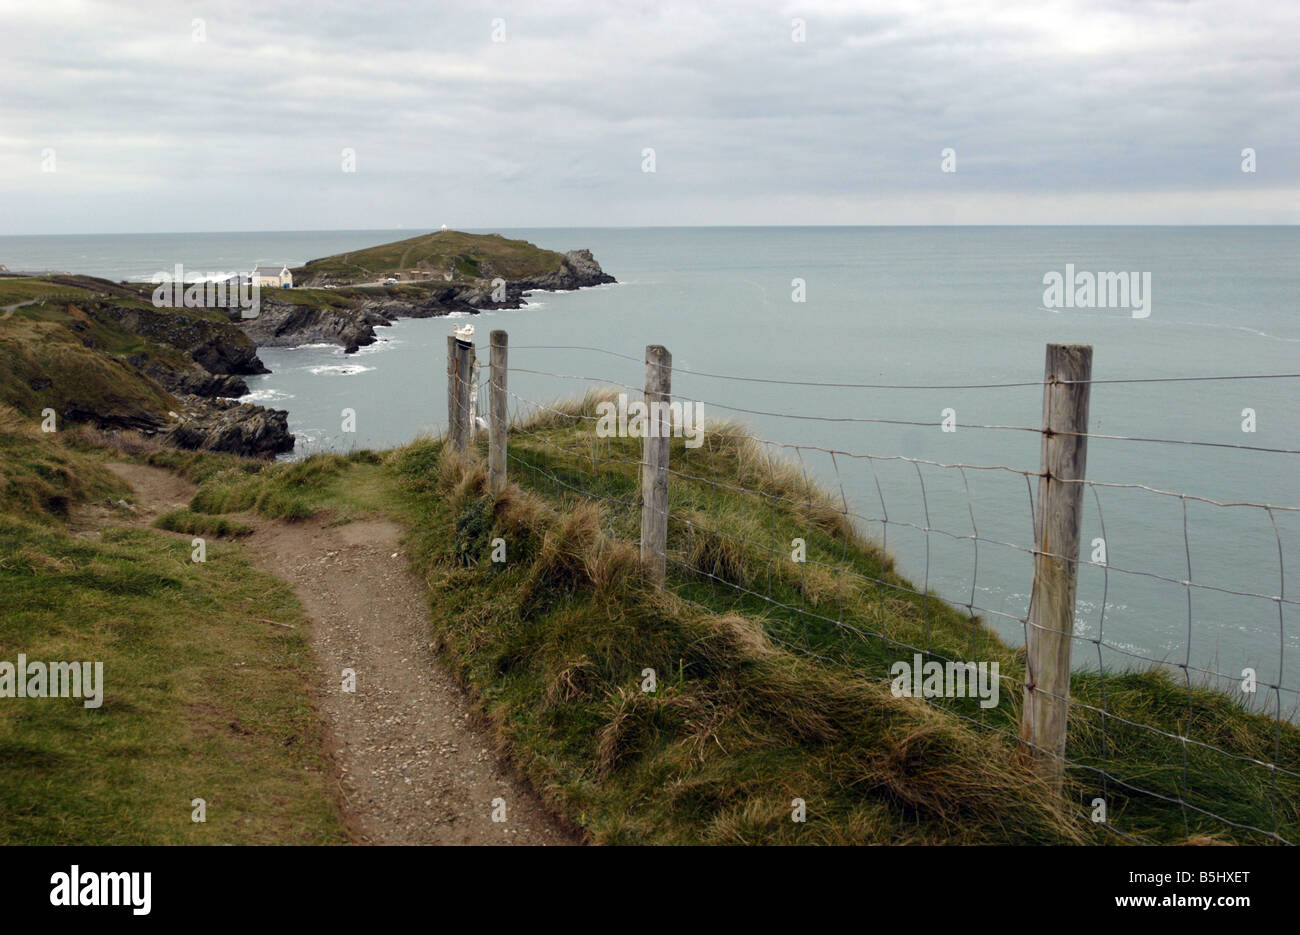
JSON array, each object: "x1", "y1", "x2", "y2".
[
  {"x1": 1036, "y1": 303, "x2": 1300, "y2": 342},
  {"x1": 239, "y1": 389, "x2": 295, "y2": 403},
  {"x1": 1163, "y1": 318, "x2": 1300, "y2": 344},
  {"x1": 353, "y1": 338, "x2": 400, "y2": 356},
  {"x1": 307, "y1": 364, "x2": 375, "y2": 376}
]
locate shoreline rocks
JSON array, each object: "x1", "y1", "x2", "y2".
[
  {"x1": 158, "y1": 396, "x2": 294, "y2": 457},
  {"x1": 129, "y1": 354, "x2": 250, "y2": 399},
  {"x1": 239, "y1": 300, "x2": 385, "y2": 355}
]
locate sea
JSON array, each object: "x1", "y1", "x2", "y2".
[{"x1": 2, "y1": 226, "x2": 1297, "y2": 701}]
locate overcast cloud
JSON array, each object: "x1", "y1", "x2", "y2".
[{"x1": 1, "y1": 0, "x2": 1296, "y2": 233}]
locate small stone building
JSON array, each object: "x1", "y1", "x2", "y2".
[{"x1": 252, "y1": 265, "x2": 293, "y2": 289}]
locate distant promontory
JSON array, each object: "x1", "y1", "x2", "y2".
[{"x1": 242, "y1": 231, "x2": 616, "y2": 353}]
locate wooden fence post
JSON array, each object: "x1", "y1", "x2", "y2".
[
  {"x1": 448, "y1": 333, "x2": 474, "y2": 451},
  {"x1": 489, "y1": 330, "x2": 508, "y2": 493},
  {"x1": 1020, "y1": 342, "x2": 1092, "y2": 792},
  {"x1": 641, "y1": 345, "x2": 671, "y2": 586},
  {"x1": 469, "y1": 356, "x2": 481, "y2": 430},
  {"x1": 446, "y1": 335, "x2": 459, "y2": 446}
]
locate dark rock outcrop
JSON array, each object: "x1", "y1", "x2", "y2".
[
  {"x1": 2, "y1": 280, "x2": 290, "y2": 457},
  {"x1": 464, "y1": 248, "x2": 615, "y2": 299},
  {"x1": 159, "y1": 396, "x2": 294, "y2": 457},
  {"x1": 128, "y1": 354, "x2": 249, "y2": 399},
  {"x1": 64, "y1": 404, "x2": 167, "y2": 435},
  {"x1": 238, "y1": 298, "x2": 385, "y2": 354},
  {"x1": 560, "y1": 249, "x2": 617, "y2": 286}
]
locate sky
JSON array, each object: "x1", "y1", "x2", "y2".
[{"x1": 0, "y1": 0, "x2": 1296, "y2": 234}]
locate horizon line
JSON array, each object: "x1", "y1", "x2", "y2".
[{"x1": 3, "y1": 223, "x2": 1299, "y2": 238}]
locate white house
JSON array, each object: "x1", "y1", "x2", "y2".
[{"x1": 252, "y1": 265, "x2": 293, "y2": 289}]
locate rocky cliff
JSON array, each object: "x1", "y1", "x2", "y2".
[
  {"x1": 0, "y1": 281, "x2": 292, "y2": 458},
  {"x1": 94, "y1": 301, "x2": 268, "y2": 376},
  {"x1": 239, "y1": 299, "x2": 386, "y2": 354},
  {"x1": 160, "y1": 396, "x2": 294, "y2": 457}
]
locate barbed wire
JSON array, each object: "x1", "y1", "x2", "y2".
[
  {"x1": 509, "y1": 345, "x2": 1300, "y2": 390},
  {"x1": 511, "y1": 364, "x2": 1300, "y2": 455},
  {"x1": 496, "y1": 388, "x2": 1300, "y2": 634},
  {"x1": 507, "y1": 400, "x2": 1295, "y2": 686}
]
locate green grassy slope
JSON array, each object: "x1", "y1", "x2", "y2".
[
  {"x1": 0, "y1": 409, "x2": 347, "y2": 844},
  {"x1": 481, "y1": 395, "x2": 1299, "y2": 844},
  {"x1": 0, "y1": 314, "x2": 177, "y2": 429}
]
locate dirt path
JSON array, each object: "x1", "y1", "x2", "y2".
[
  {"x1": 1, "y1": 298, "x2": 41, "y2": 320},
  {"x1": 102, "y1": 462, "x2": 575, "y2": 846}
]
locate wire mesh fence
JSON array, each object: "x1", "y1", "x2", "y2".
[{"x1": 446, "y1": 330, "x2": 1298, "y2": 844}]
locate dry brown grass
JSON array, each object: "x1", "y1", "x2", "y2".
[{"x1": 61, "y1": 424, "x2": 167, "y2": 457}]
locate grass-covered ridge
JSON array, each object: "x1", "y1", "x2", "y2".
[
  {"x1": 293, "y1": 230, "x2": 565, "y2": 285},
  {"x1": 0, "y1": 311, "x2": 179, "y2": 430},
  {"x1": 179, "y1": 448, "x2": 390, "y2": 522},
  {"x1": 391, "y1": 444, "x2": 1079, "y2": 843},
  {"x1": 505, "y1": 396, "x2": 1300, "y2": 844}
]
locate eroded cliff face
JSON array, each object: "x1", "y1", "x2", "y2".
[
  {"x1": 87, "y1": 301, "x2": 268, "y2": 375},
  {"x1": 77, "y1": 299, "x2": 293, "y2": 454},
  {"x1": 128, "y1": 354, "x2": 250, "y2": 399}
]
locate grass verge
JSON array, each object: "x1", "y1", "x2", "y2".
[
  {"x1": 153, "y1": 508, "x2": 253, "y2": 539},
  {"x1": 0, "y1": 414, "x2": 347, "y2": 844}
]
